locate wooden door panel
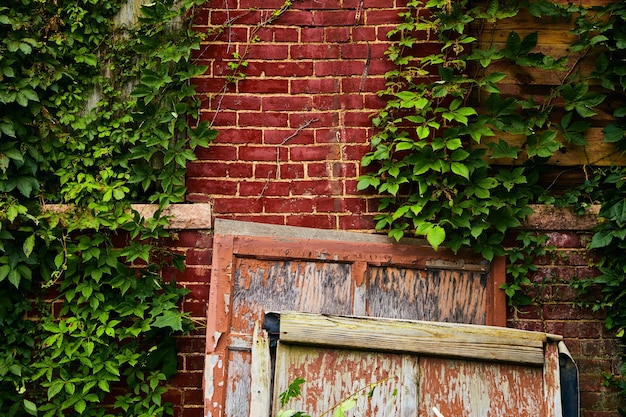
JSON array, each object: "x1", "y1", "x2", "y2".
[
  {"x1": 366, "y1": 266, "x2": 489, "y2": 322},
  {"x1": 418, "y1": 357, "x2": 544, "y2": 417},
  {"x1": 273, "y1": 344, "x2": 417, "y2": 417}
]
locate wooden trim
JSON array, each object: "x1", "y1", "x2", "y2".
[
  {"x1": 249, "y1": 322, "x2": 271, "y2": 417},
  {"x1": 278, "y1": 312, "x2": 547, "y2": 366}
]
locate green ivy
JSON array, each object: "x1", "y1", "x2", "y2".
[
  {"x1": 359, "y1": 0, "x2": 626, "y2": 406},
  {"x1": 0, "y1": 0, "x2": 214, "y2": 416}
]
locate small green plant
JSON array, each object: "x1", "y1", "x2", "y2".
[{"x1": 276, "y1": 378, "x2": 394, "y2": 417}]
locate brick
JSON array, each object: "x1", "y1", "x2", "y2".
[
  {"x1": 193, "y1": 144, "x2": 237, "y2": 161},
  {"x1": 315, "y1": 60, "x2": 365, "y2": 76},
  {"x1": 239, "y1": 145, "x2": 287, "y2": 161},
  {"x1": 210, "y1": 94, "x2": 261, "y2": 111},
  {"x1": 279, "y1": 163, "x2": 305, "y2": 179},
  {"x1": 193, "y1": 76, "x2": 228, "y2": 93},
  {"x1": 339, "y1": 214, "x2": 376, "y2": 230},
  {"x1": 206, "y1": 27, "x2": 248, "y2": 43},
  {"x1": 274, "y1": 10, "x2": 314, "y2": 26},
  {"x1": 201, "y1": 110, "x2": 236, "y2": 127},
  {"x1": 301, "y1": 27, "x2": 324, "y2": 42},
  {"x1": 291, "y1": 78, "x2": 340, "y2": 94},
  {"x1": 291, "y1": 44, "x2": 341, "y2": 59},
  {"x1": 307, "y1": 162, "x2": 330, "y2": 178},
  {"x1": 345, "y1": 75, "x2": 387, "y2": 93},
  {"x1": 351, "y1": 26, "x2": 377, "y2": 41},
  {"x1": 265, "y1": 128, "x2": 316, "y2": 145},
  {"x1": 183, "y1": 387, "x2": 205, "y2": 405},
  {"x1": 253, "y1": 163, "x2": 278, "y2": 179},
  {"x1": 343, "y1": 144, "x2": 370, "y2": 160},
  {"x1": 546, "y1": 231, "x2": 584, "y2": 248},
  {"x1": 181, "y1": 407, "x2": 205, "y2": 417},
  {"x1": 313, "y1": 94, "x2": 366, "y2": 111},
  {"x1": 343, "y1": 111, "x2": 374, "y2": 127},
  {"x1": 289, "y1": 111, "x2": 337, "y2": 128},
  {"x1": 231, "y1": 214, "x2": 285, "y2": 225},
  {"x1": 325, "y1": 27, "x2": 351, "y2": 43},
  {"x1": 298, "y1": 0, "x2": 342, "y2": 9},
  {"x1": 187, "y1": 162, "x2": 253, "y2": 179},
  {"x1": 264, "y1": 198, "x2": 315, "y2": 213},
  {"x1": 186, "y1": 178, "x2": 238, "y2": 195},
  {"x1": 173, "y1": 231, "x2": 214, "y2": 248},
  {"x1": 185, "y1": 355, "x2": 205, "y2": 372},
  {"x1": 246, "y1": 61, "x2": 314, "y2": 77},
  {"x1": 183, "y1": 284, "x2": 210, "y2": 303},
  {"x1": 313, "y1": 10, "x2": 358, "y2": 26},
  {"x1": 240, "y1": 0, "x2": 288, "y2": 8},
  {"x1": 238, "y1": 78, "x2": 289, "y2": 94},
  {"x1": 255, "y1": 27, "x2": 299, "y2": 42},
  {"x1": 332, "y1": 162, "x2": 357, "y2": 177},
  {"x1": 286, "y1": 214, "x2": 335, "y2": 228},
  {"x1": 212, "y1": 198, "x2": 264, "y2": 213},
  {"x1": 239, "y1": 181, "x2": 291, "y2": 197},
  {"x1": 290, "y1": 180, "x2": 343, "y2": 196},
  {"x1": 263, "y1": 96, "x2": 314, "y2": 111},
  {"x1": 183, "y1": 301, "x2": 207, "y2": 317},
  {"x1": 239, "y1": 112, "x2": 288, "y2": 127},
  {"x1": 365, "y1": 9, "x2": 403, "y2": 25},
  {"x1": 315, "y1": 197, "x2": 366, "y2": 213},
  {"x1": 243, "y1": 44, "x2": 290, "y2": 60},
  {"x1": 545, "y1": 321, "x2": 604, "y2": 339},
  {"x1": 290, "y1": 144, "x2": 342, "y2": 161},
  {"x1": 213, "y1": 129, "x2": 263, "y2": 144},
  {"x1": 185, "y1": 249, "x2": 212, "y2": 265}
]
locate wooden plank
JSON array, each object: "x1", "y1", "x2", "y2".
[
  {"x1": 474, "y1": 128, "x2": 626, "y2": 167},
  {"x1": 419, "y1": 356, "x2": 545, "y2": 416},
  {"x1": 250, "y1": 322, "x2": 271, "y2": 417},
  {"x1": 278, "y1": 312, "x2": 547, "y2": 366}
]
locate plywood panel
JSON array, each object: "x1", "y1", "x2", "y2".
[{"x1": 366, "y1": 267, "x2": 489, "y2": 323}]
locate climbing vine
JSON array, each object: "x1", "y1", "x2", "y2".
[
  {"x1": 0, "y1": 0, "x2": 214, "y2": 416},
  {"x1": 358, "y1": 0, "x2": 626, "y2": 400}
]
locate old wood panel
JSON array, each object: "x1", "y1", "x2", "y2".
[
  {"x1": 271, "y1": 313, "x2": 569, "y2": 417},
  {"x1": 204, "y1": 220, "x2": 507, "y2": 417},
  {"x1": 273, "y1": 345, "x2": 416, "y2": 417},
  {"x1": 419, "y1": 357, "x2": 544, "y2": 417}
]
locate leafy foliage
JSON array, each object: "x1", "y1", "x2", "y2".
[
  {"x1": 359, "y1": 0, "x2": 626, "y2": 405},
  {"x1": 0, "y1": 0, "x2": 214, "y2": 415}
]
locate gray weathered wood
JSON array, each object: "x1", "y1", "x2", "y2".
[{"x1": 278, "y1": 312, "x2": 547, "y2": 366}]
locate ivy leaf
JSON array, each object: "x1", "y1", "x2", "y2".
[
  {"x1": 23, "y1": 234, "x2": 35, "y2": 258},
  {"x1": 23, "y1": 399, "x2": 37, "y2": 416},
  {"x1": 589, "y1": 230, "x2": 613, "y2": 249},
  {"x1": 451, "y1": 162, "x2": 470, "y2": 179},
  {"x1": 426, "y1": 226, "x2": 446, "y2": 251},
  {"x1": 152, "y1": 310, "x2": 183, "y2": 332},
  {"x1": 48, "y1": 380, "x2": 65, "y2": 400}
]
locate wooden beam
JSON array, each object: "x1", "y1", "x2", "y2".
[{"x1": 277, "y1": 312, "x2": 548, "y2": 366}]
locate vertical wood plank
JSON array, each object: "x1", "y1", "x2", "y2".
[
  {"x1": 543, "y1": 341, "x2": 562, "y2": 417},
  {"x1": 205, "y1": 234, "x2": 235, "y2": 417},
  {"x1": 250, "y1": 322, "x2": 271, "y2": 417}
]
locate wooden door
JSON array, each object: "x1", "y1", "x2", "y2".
[
  {"x1": 270, "y1": 312, "x2": 568, "y2": 417},
  {"x1": 204, "y1": 220, "x2": 506, "y2": 417}
]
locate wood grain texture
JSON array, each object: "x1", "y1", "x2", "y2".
[
  {"x1": 273, "y1": 344, "x2": 416, "y2": 417},
  {"x1": 278, "y1": 312, "x2": 547, "y2": 366}
]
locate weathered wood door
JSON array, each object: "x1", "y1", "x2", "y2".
[
  {"x1": 269, "y1": 312, "x2": 570, "y2": 417},
  {"x1": 204, "y1": 220, "x2": 506, "y2": 417}
]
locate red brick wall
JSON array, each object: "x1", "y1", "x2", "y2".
[{"x1": 167, "y1": 1, "x2": 623, "y2": 416}]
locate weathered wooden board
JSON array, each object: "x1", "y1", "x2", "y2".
[
  {"x1": 204, "y1": 220, "x2": 507, "y2": 417},
  {"x1": 278, "y1": 312, "x2": 548, "y2": 366}
]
